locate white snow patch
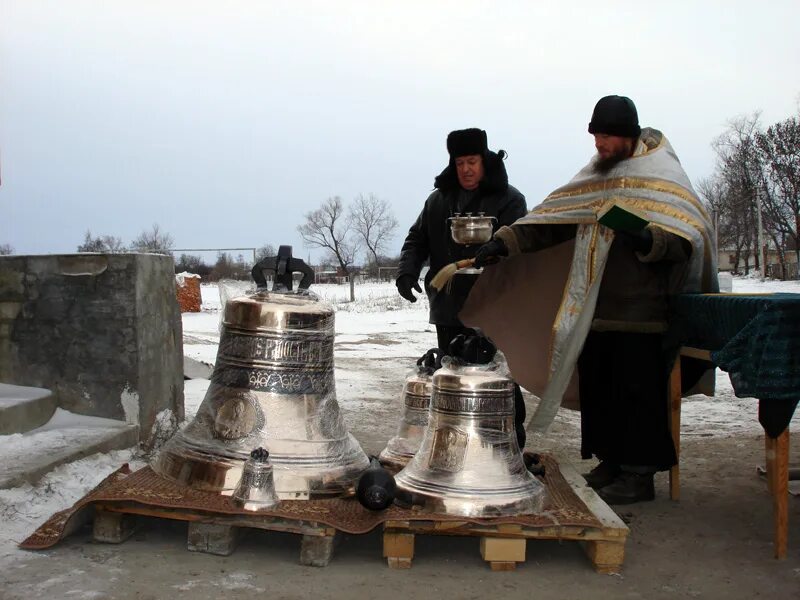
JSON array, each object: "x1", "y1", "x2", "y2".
[
  {"x1": 175, "y1": 271, "x2": 201, "y2": 287},
  {"x1": 0, "y1": 448, "x2": 144, "y2": 568},
  {"x1": 146, "y1": 408, "x2": 178, "y2": 452},
  {"x1": 0, "y1": 383, "x2": 52, "y2": 409},
  {"x1": 119, "y1": 385, "x2": 139, "y2": 425},
  {"x1": 184, "y1": 379, "x2": 211, "y2": 421}
]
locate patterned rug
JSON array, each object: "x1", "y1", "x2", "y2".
[{"x1": 20, "y1": 455, "x2": 603, "y2": 550}]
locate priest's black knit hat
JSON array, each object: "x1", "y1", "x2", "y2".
[
  {"x1": 588, "y1": 95, "x2": 641, "y2": 138},
  {"x1": 446, "y1": 128, "x2": 488, "y2": 158}
]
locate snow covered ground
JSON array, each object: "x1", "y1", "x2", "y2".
[{"x1": 1, "y1": 275, "x2": 799, "y2": 571}]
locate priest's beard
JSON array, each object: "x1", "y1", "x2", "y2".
[{"x1": 592, "y1": 151, "x2": 628, "y2": 174}]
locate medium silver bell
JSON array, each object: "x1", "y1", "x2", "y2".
[{"x1": 394, "y1": 355, "x2": 546, "y2": 517}]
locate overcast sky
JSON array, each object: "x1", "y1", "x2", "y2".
[{"x1": 2, "y1": 1, "x2": 799, "y2": 263}]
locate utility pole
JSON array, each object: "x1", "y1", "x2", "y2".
[
  {"x1": 756, "y1": 189, "x2": 766, "y2": 281},
  {"x1": 711, "y1": 209, "x2": 719, "y2": 256}
]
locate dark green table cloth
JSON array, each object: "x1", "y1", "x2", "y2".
[{"x1": 670, "y1": 293, "x2": 800, "y2": 438}]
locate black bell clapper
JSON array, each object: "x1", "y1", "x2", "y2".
[{"x1": 356, "y1": 456, "x2": 397, "y2": 511}]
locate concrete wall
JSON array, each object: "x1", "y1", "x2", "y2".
[
  {"x1": 0, "y1": 253, "x2": 184, "y2": 444},
  {"x1": 717, "y1": 248, "x2": 798, "y2": 272}
]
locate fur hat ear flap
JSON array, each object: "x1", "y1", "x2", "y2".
[{"x1": 447, "y1": 128, "x2": 488, "y2": 158}]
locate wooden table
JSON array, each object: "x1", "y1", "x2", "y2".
[
  {"x1": 668, "y1": 293, "x2": 800, "y2": 559},
  {"x1": 668, "y1": 346, "x2": 792, "y2": 559}
]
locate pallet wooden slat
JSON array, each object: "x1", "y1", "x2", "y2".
[
  {"x1": 91, "y1": 501, "x2": 338, "y2": 566},
  {"x1": 382, "y1": 461, "x2": 628, "y2": 573}
]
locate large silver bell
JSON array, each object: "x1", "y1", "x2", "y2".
[
  {"x1": 394, "y1": 356, "x2": 546, "y2": 517},
  {"x1": 378, "y1": 349, "x2": 439, "y2": 473},
  {"x1": 152, "y1": 246, "x2": 369, "y2": 499}
]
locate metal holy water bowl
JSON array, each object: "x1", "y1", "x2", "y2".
[
  {"x1": 151, "y1": 247, "x2": 370, "y2": 500},
  {"x1": 394, "y1": 358, "x2": 546, "y2": 517},
  {"x1": 448, "y1": 213, "x2": 496, "y2": 246}
]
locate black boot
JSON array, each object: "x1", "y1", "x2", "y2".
[
  {"x1": 596, "y1": 471, "x2": 655, "y2": 505},
  {"x1": 582, "y1": 461, "x2": 621, "y2": 489}
]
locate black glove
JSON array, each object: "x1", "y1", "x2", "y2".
[
  {"x1": 446, "y1": 334, "x2": 466, "y2": 359},
  {"x1": 616, "y1": 228, "x2": 653, "y2": 254},
  {"x1": 447, "y1": 334, "x2": 496, "y2": 364},
  {"x1": 473, "y1": 238, "x2": 508, "y2": 269},
  {"x1": 463, "y1": 335, "x2": 497, "y2": 364},
  {"x1": 417, "y1": 347, "x2": 442, "y2": 374},
  {"x1": 396, "y1": 274, "x2": 422, "y2": 303}
]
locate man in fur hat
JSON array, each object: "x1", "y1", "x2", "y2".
[
  {"x1": 396, "y1": 128, "x2": 528, "y2": 445},
  {"x1": 463, "y1": 97, "x2": 718, "y2": 504}
]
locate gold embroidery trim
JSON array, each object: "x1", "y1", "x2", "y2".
[{"x1": 543, "y1": 177, "x2": 708, "y2": 217}]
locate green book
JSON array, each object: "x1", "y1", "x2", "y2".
[{"x1": 597, "y1": 202, "x2": 649, "y2": 232}]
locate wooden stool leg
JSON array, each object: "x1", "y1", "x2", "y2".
[
  {"x1": 765, "y1": 426, "x2": 790, "y2": 559},
  {"x1": 668, "y1": 356, "x2": 682, "y2": 501}
]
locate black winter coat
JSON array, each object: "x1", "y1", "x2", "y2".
[{"x1": 397, "y1": 151, "x2": 527, "y2": 326}]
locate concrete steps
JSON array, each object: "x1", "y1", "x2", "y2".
[
  {"x1": 0, "y1": 408, "x2": 139, "y2": 489},
  {"x1": 0, "y1": 349, "x2": 213, "y2": 490},
  {"x1": 0, "y1": 383, "x2": 57, "y2": 435}
]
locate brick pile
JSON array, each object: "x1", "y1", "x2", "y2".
[{"x1": 175, "y1": 273, "x2": 202, "y2": 313}]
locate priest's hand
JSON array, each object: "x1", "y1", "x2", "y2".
[{"x1": 473, "y1": 238, "x2": 508, "y2": 269}]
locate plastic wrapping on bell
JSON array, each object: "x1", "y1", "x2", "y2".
[
  {"x1": 233, "y1": 448, "x2": 280, "y2": 511},
  {"x1": 217, "y1": 278, "x2": 256, "y2": 333},
  {"x1": 378, "y1": 348, "x2": 441, "y2": 473},
  {"x1": 152, "y1": 246, "x2": 369, "y2": 499},
  {"x1": 394, "y1": 353, "x2": 546, "y2": 517}
]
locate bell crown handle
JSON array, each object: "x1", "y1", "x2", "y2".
[{"x1": 251, "y1": 245, "x2": 315, "y2": 291}]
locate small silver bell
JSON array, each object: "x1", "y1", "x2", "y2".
[{"x1": 232, "y1": 447, "x2": 280, "y2": 511}]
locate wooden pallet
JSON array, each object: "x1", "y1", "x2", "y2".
[
  {"x1": 91, "y1": 501, "x2": 338, "y2": 567},
  {"x1": 382, "y1": 462, "x2": 628, "y2": 573}
]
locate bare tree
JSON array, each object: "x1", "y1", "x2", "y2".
[
  {"x1": 297, "y1": 196, "x2": 361, "y2": 300},
  {"x1": 131, "y1": 223, "x2": 174, "y2": 255},
  {"x1": 703, "y1": 109, "x2": 800, "y2": 279},
  {"x1": 755, "y1": 115, "x2": 800, "y2": 276},
  {"x1": 709, "y1": 114, "x2": 766, "y2": 274},
  {"x1": 0, "y1": 243, "x2": 13, "y2": 255},
  {"x1": 209, "y1": 252, "x2": 250, "y2": 281},
  {"x1": 255, "y1": 243, "x2": 277, "y2": 262},
  {"x1": 174, "y1": 253, "x2": 212, "y2": 278},
  {"x1": 76, "y1": 230, "x2": 126, "y2": 253},
  {"x1": 349, "y1": 193, "x2": 398, "y2": 278}
]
